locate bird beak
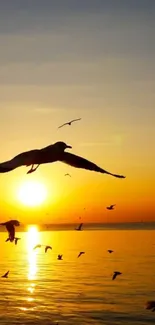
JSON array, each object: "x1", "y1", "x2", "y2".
[{"x1": 66, "y1": 145, "x2": 72, "y2": 149}]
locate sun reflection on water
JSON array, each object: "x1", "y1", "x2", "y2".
[{"x1": 27, "y1": 225, "x2": 40, "y2": 281}]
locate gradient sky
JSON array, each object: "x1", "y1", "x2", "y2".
[{"x1": 0, "y1": 0, "x2": 155, "y2": 224}]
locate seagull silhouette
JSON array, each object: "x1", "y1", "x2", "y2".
[
  {"x1": 0, "y1": 141, "x2": 126, "y2": 178},
  {"x1": 107, "y1": 205, "x2": 116, "y2": 210},
  {"x1": 1, "y1": 271, "x2": 9, "y2": 278},
  {"x1": 33, "y1": 244, "x2": 42, "y2": 250},
  {"x1": 146, "y1": 301, "x2": 155, "y2": 312},
  {"x1": 112, "y1": 271, "x2": 122, "y2": 280},
  {"x1": 45, "y1": 245, "x2": 52, "y2": 253},
  {"x1": 75, "y1": 223, "x2": 83, "y2": 231},
  {"x1": 77, "y1": 251, "x2": 85, "y2": 258},
  {"x1": 15, "y1": 237, "x2": 21, "y2": 245},
  {"x1": 58, "y1": 118, "x2": 81, "y2": 129},
  {"x1": 64, "y1": 173, "x2": 71, "y2": 177},
  {"x1": 0, "y1": 220, "x2": 20, "y2": 242},
  {"x1": 57, "y1": 254, "x2": 63, "y2": 260},
  {"x1": 107, "y1": 250, "x2": 113, "y2": 254}
]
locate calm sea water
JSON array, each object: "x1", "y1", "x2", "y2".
[{"x1": 0, "y1": 227, "x2": 155, "y2": 324}]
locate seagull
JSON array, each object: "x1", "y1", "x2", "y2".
[
  {"x1": 65, "y1": 173, "x2": 71, "y2": 177},
  {"x1": 15, "y1": 237, "x2": 21, "y2": 245},
  {"x1": 107, "y1": 205, "x2": 116, "y2": 210},
  {"x1": 107, "y1": 250, "x2": 113, "y2": 254},
  {"x1": 57, "y1": 254, "x2": 63, "y2": 260},
  {"x1": 1, "y1": 271, "x2": 9, "y2": 278},
  {"x1": 0, "y1": 141, "x2": 126, "y2": 178},
  {"x1": 0, "y1": 220, "x2": 20, "y2": 242},
  {"x1": 112, "y1": 271, "x2": 122, "y2": 280},
  {"x1": 75, "y1": 223, "x2": 83, "y2": 231},
  {"x1": 77, "y1": 251, "x2": 85, "y2": 258},
  {"x1": 145, "y1": 301, "x2": 155, "y2": 312},
  {"x1": 58, "y1": 118, "x2": 81, "y2": 129},
  {"x1": 33, "y1": 244, "x2": 42, "y2": 250},
  {"x1": 45, "y1": 245, "x2": 52, "y2": 253}
]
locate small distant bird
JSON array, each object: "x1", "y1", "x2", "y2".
[
  {"x1": 15, "y1": 237, "x2": 21, "y2": 245},
  {"x1": 112, "y1": 271, "x2": 122, "y2": 280},
  {"x1": 65, "y1": 173, "x2": 71, "y2": 177},
  {"x1": 2, "y1": 271, "x2": 9, "y2": 278},
  {"x1": 57, "y1": 254, "x2": 63, "y2": 260},
  {"x1": 77, "y1": 252, "x2": 85, "y2": 258},
  {"x1": 0, "y1": 220, "x2": 20, "y2": 242},
  {"x1": 146, "y1": 301, "x2": 155, "y2": 312},
  {"x1": 107, "y1": 250, "x2": 113, "y2": 254},
  {"x1": 0, "y1": 141, "x2": 126, "y2": 179},
  {"x1": 75, "y1": 223, "x2": 83, "y2": 231},
  {"x1": 107, "y1": 205, "x2": 116, "y2": 210},
  {"x1": 45, "y1": 245, "x2": 52, "y2": 253},
  {"x1": 33, "y1": 244, "x2": 42, "y2": 250},
  {"x1": 58, "y1": 118, "x2": 81, "y2": 129}
]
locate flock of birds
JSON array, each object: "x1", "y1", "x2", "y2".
[{"x1": 0, "y1": 118, "x2": 153, "y2": 313}]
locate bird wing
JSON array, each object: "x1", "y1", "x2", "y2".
[
  {"x1": 70, "y1": 118, "x2": 81, "y2": 123},
  {"x1": 45, "y1": 246, "x2": 52, "y2": 253},
  {"x1": 77, "y1": 253, "x2": 81, "y2": 258},
  {"x1": 58, "y1": 122, "x2": 69, "y2": 129},
  {"x1": 112, "y1": 273, "x2": 116, "y2": 280},
  {"x1": 60, "y1": 152, "x2": 125, "y2": 178},
  {"x1": 6, "y1": 224, "x2": 15, "y2": 241},
  {"x1": 33, "y1": 244, "x2": 41, "y2": 250},
  {"x1": 0, "y1": 150, "x2": 39, "y2": 173},
  {"x1": 3, "y1": 271, "x2": 9, "y2": 277}
]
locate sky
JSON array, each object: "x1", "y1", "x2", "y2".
[{"x1": 0, "y1": 0, "x2": 154, "y2": 224}]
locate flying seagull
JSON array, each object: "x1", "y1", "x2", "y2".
[
  {"x1": 107, "y1": 205, "x2": 116, "y2": 210},
  {"x1": 77, "y1": 251, "x2": 85, "y2": 258},
  {"x1": 65, "y1": 173, "x2": 71, "y2": 177},
  {"x1": 145, "y1": 301, "x2": 155, "y2": 312},
  {"x1": 0, "y1": 220, "x2": 20, "y2": 242},
  {"x1": 0, "y1": 141, "x2": 126, "y2": 178},
  {"x1": 107, "y1": 250, "x2": 113, "y2": 254},
  {"x1": 33, "y1": 244, "x2": 42, "y2": 250},
  {"x1": 112, "y1": 271, "x2": 122, "y2": 280},
  {"x1": 58, "y1": 118, "x2": 81, "y2": 129},
  {"x1": 2, "y1": 271, "x2": 9, "y2": 278},
  {"x1": 45, "y1": 245, "x2": 52, "y2": 253},
  {"x1": 75, "y1": 223, "x2": 83, "y2": 231},
  {"x1": 57, "y1": 254, "x2": 63, "y2": 260}
]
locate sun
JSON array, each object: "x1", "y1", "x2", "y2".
[{"x1": 18, "y1": 180, "x2": 47, "y2": 207}]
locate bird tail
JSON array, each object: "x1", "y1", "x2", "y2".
[{"x1": 61, "y1": 152, "x2": 126, "y2": 179}]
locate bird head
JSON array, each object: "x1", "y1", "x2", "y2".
[{"x1": 54, "y1": 142, "x2": 72, "y2": 151}]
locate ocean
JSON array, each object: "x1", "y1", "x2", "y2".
[{"x1": 0, "y1": 226, "x2": 155, "y2": 324}]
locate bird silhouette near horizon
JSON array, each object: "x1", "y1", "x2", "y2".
[
  {"x1": 107, "y1": 204, "x2": 116, "y2": 210},
  {"x1": 58, "y1": 118, "x2": 81, "y2": 129},
  {"x1": 75, "y1": 223, "x2": 83, "y2": 231},
  {"x1": 112, "y1": 271, "x2": 122, "y2": 280},
  {"x1": 57, "y1": 254, "x2": 63, "y2": 260},
  {"x1": 64, "y1": 173, "x2": 71, "y2": 177},
  {"x1": 77, "y1": 251, "x2": 85, "y2": 258},
  {"x1": 1, "y1": 271, "x2": 9, "y2": 278},
  {"x1": 145, "y1": 301, "x2": 155, "y2": 312},
  {"x1": 107, "y1": 250, "x2": 113, "y2": 254},
  {"x1": 45, "y1": 245, "x2": 52, "y2": 253},
  {"x1": 33, "y1": 244, "x2": 42, "y2": 250},
  {"x1": 0, "y1": 220, "x2": 20, "y2": 242},
  {"x1": 0, "y1": 141, "x2": 126, "y2": 178}
]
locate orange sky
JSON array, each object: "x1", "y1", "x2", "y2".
[{"x1": 0, "y1": 1, "x2": 155, "y2": 224}]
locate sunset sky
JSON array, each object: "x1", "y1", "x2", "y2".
[{"x1": 0, "y1": 0, "x2": 154, "y2": 224}]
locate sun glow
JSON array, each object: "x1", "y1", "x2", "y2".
[{"x1": 18, "y1": 180, "x2": 47, "y2": 207}]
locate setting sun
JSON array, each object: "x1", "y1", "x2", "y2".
[{"x1": 18, "y1": 180, "x2": 47, "y2": 207}]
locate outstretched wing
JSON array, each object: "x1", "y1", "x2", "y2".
[
  {"x1": 70, "y1": 118, "x2": 81, "y2": 123},
  {"x1": 58, "y1": 122, "x2": 69, "y2": 129},
  {"x1": 60, "y1": 152, "x2": 125, "y2": 178},
  {"x1": 45, "y1": 246, "x2": 52, "y2": 253},
  {"x1": 112, "y1": 273, "x2": 116, "y2": 280},
  {"x1": 0, "y1": 149, "x2": 39, "y2": 173}
]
